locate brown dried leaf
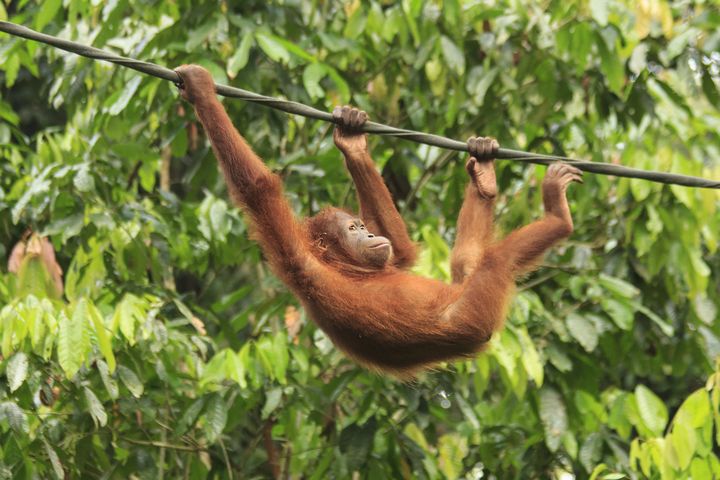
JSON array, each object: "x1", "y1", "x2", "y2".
[
  {"x1": 7, "y1": 240, "x2": 26, "y2": 274},
  {"x1": 284, "y1": 305, "x2": 302, "y2": 344},
  {"x1": 7, "y1": 233, "x2": 64, "y2": 297},
  {"x1": 37, "y1": 236, "x2": 63, "y2": 296},
  {"x1": 190, "y1": 316, "x2": 207, "y2": 336}
]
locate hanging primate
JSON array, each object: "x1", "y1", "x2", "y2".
[{"x1": 175, "y1": 65, "x2": 582, "y2": 376}]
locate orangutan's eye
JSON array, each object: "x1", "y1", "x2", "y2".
[
  {"x1": 360, "y1": 225, "x2": 366, "y2": 230},
  {"x1": 349, "y1": 225, "x2": 356, "y2": 231}
]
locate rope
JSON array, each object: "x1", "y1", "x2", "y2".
[{"x1": 1, "y1": 20, "x2": 718, "y2": 189}]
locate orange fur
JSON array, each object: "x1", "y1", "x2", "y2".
[{"x1": 180, "y1": 67, "x2": 574, "y2": 377}]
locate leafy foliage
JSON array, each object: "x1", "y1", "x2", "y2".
[{"x1": 1, "y1": 0, "x2": 719, "y2": 478}]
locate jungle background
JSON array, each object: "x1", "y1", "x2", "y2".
[{"x1": 1, "y1": 0, "x2": 720, "y2": 478}]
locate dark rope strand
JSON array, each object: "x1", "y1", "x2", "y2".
[{"x1": 1, "y1": 20, "x2": 718, "y2": 189}]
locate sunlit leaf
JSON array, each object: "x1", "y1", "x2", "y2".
[
  {"x1": 437, "y1": 432, "x2": 468, "y2": 480},
  {"x1": 671, "y1": 419, "x2": 696, "y2": 470},
  {"x1": 261, "y1": 387, "x2": 282, "y2": 420},
  {"x1": 43, "y1": 439, "x2": 64, "y2": 479},
  {"x1": 440, "y1": 35, "x2": 465, "y2": 75},
  {"x1": 540, "y1": 387, "x2": 568, "y2": 452},
  {"x1": 6, "y1": 352, "x2": 28, "y2": 392},
  {"x1": 57, "y1": 307, "x2": 89, "y2": 379},
  {"x1": 255, "y1": 32, "x2": 291, "y2": 64},
  {"x1": 567, "y1": 313, "x2": 599, "y2": 352},
  {"x1": 34, "y1": 0, "x2": 61, "y2": 31},
  {"x1": 204, "y1": 395, "x2": 228, "y2": 443},
  {"x1": 84, "y1": 387, "x2": 108, "y2": 427},
  {"x1": 117, "y1": 365, "x2": 144, "y2": 398},
  {"x1": 89, "y1": 303, "x2": 115, "y2": 372},
  {"x1": 0, "y1": 401, "x2": 28, "y2": 433},
  {"x1": 635, "y1": 385, "x2": 668, "y2": 437},
  {"x1": 107, "y1": 76, "x2": 142, "y2": 116},
  {"x1": 97, "y1": 359, "x2": 119, "y2": 400},
  {"x1": 227, "y1": 33, "x2": 254, "y2": 78},
  {"x1": 580, "y1": 433, "x2": 603, "y2": 473},
  {"x1": 597, "y1": 34, "x2": 625, "y2": 94}
]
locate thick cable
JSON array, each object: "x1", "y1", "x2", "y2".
[{"x1": 1, "y1": 21, "x2": 718, "y2": 189}]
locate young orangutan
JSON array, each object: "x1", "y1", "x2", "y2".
[{"x1": 175, "y1": 65, "x2": 582, "y2": 376}]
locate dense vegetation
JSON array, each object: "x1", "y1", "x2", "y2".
[{"x1": 1, "y1": 1, "x2": 719, "y2": 478}]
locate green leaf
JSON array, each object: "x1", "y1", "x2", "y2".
[
  {"x1": 43, "y1": 439, "x2": 64, "y2": 479},
  {"x1": 566, "y1": 313, "x2": 599, "y2": 352},
  {"x1": 546, "y1": 344, "x2": 573, "y2": 372},
  {"x1": 97, "y1": 359, "x2": 119, "y2": 400},
  {"x1": 676, "y1": 389, "x2": 710, "y2": 428},
  {"x1": 89, "y1": 303, "x2": 115, "y2": 372},
  {"x1": 597, "y1": 34, "x2": 625, "y2": 94},
  {"x1": 515, "y1": 327, "x2": 544, "y2": 386},
  {"x1": 339, "y1": 417, "x2": 377, "y2": 472},
  {"x1": 570, "y1": 22, "x2": 593, "y2": 71},
  {"x1": 3, "y1": 52, "x2": 19, "y2": 87},
  {"x1": 671, "y1": 419, "x2": 696, "y2": 470},
  {"x1": 185, "y1": 19, "x2": 218, "y2": 50},
  {"x1": 598, "y1": 274, "x2": 639, "y2": 298},
  {"x1": 467, "y1": 66, "x2": 498, "y2": 106},
  {"x1": 693, "y1": 295, "x2": 717, "y2": 325},
  {"x1": 0, "y1": 401, "x2": 29, "y2": 433},
  {"x1": 540, "y1": 387, "x2": 568, "y2": 452},
  {"x1": 117, "y1": 365, "x2": 144, "y2": 398},
  {"x1": 198, "y1": 196, "x2": 231, "y2": 242},
  {"x1": 437, "y1": 432, "x2": 468, "y2": 480},
  {"x1": 84, "y1": 387, "x2": 108, "y2": 427},
  {"x1": 635, "y1": 304, "x2": 674, "y2": 337},
  {"x1": 177, "y1": 398, "x2": 206, "y2": 436},
  {"x1": 57, "y1": 304, "x2": 90, "y2": 378},
  {"x1": 11, "y1": 167, "x2": 51, "y2": 223},
  {"x1": 34, "y1": 0, "x2": 61, "y2": 31},
  {"x1": 267, "y1": 35, "x2": 316, "y2": 62},
  {"x1": 303, "y1": 63, "x2": 327, "y2": 99},
  {"x1": 113, "y1": 293, "x2": 145, "y2": 345},
  {"x1": 6, "y1": 352, "x2": 28, "y2": 392},
  {"x1": 73, "y1": 164, "x2": 95, "y2": 192},
  {"x1": 226, "y1": 349, "x2": 247, "y2": 388},
  {"x1": 42, "y1": 214, "x2": 84, "y2": 244},
  {"x1": 589, "y1": 0, "x2": 609, "y2": 25},
  {"x1": 455, "y1": 395, "x2": 480, "y2": 430},
  {"x1": 107, "y1": 76, "x2": 142, "y2": 116},
  {"x1": 261, "y1": 387, "x2": 282, "y2": 420},
  {"x1": 255, "y1": 32, "x2": 290, "y2": 64},
  {"x1": 440, "y1": 35, "x2": 465, "y2": 75},
  {"x1": 690, "y1": 458, "x2": 712, "y2": 480},
  {"x1": 629, "y1": 44, "x2": 649, "y2": 75},
  {"x1": 271, "y1": 332, "x2": 288, "y2": 384},
  {"x1": 701, "y1": 68, "x2": 720, "y2": 108},
  {"x1": 344, "y1": 4, "x2": 367, "y2": 39},
  {"x1": 25, "y1": 299, "x2": 47, "y2": 351},
  {"x1": 324, "y1": 66, "x2": 351, "y2": 101},
  {"x1": 580, "y1": 433, "x2": 603, "y2": 473},
  {"x1": 635, "y1": 385, "x2": 668, "y2": 437},
  {"x1": 204, "y1": 395, "x2": 228, "y2": 443},
  {"x1": 601, "y1": 298, "x2": 634, "y2": 330},
  {"x1": 0, "y1": 99, "x2": 19, "y2": 125},
  {"x1": 1, "y1": 307, "x2": 16, "y2": 358},
  {"x1": 227, "y1": 33, "x2": 254, "y2": 78},
  {"x1": 256, "y1": 337, "x2": 274, "y2": 378}
]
